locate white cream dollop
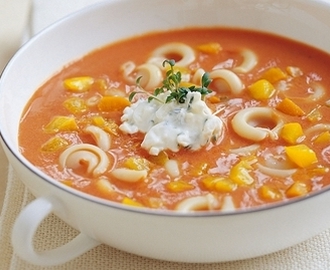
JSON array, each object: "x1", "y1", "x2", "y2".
[{"x1": 119, "y1": 91, "x2": 223, "y2": 155}]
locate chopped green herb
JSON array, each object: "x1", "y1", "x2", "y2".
[{"x1": 129, "y1": 59, "x2": 212, "y2": 103}]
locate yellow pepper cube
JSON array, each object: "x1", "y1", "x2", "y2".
[
  {"x1": 276, "y1": 97, "x2": 305, "y2": 116},
  {"x1": 41, "y1": 136, "x2": 69, "y2": 152},
  {"x1": 98, "y1": 96, "x2": 130, "y2": 112},
  {"x1": 259, "y1": 185, "x2": 282, "y2": 201},
  {"x1": 229, "y1": 160, "x2": 255, "y2": 185},
  {"x1": 285, "y1": 182, "x2": 309, "y2": 198},
  {"x1": 43, "y1": 116, "x2": 78, "y2": 133},
  {"x1": 213, "y1": 178, "x2": 237, "y2": 193},
  {"x1": 313, "y1": 131, "x2": 330, "y2": 144},
  {"x1": 196, "y1": 42, "x2": 222, "y2": 54},
  {"x1": 63, "y1": 97, "x2": 87, "y2": 114},
  {"x1": 285, "y1": 144, "x2": 318, "y2": 168},
  {"x1": 190, "y1": 162, "x2": 209, "y2": 177},
  {"x1": 280, "y1": 122, "x2": 305, "y2": 144},
  {"x1": 91, "y1": 116, "x2": 119, "y2": 136},
  {"x1": 122, "y1": 197, "x2": 144, "y2": 207},
  {"x1": 261, "y1": 67, "x2": 287, "y2": 83},
  {"x1": 124, "y1": 156, "x2": 150, "y2": 171},
  {"x1": 247, "y1": 79, "x2": 275, "y2": 100},
  {"x1": 148, "y1": 151, "x2": 169, "y2": 166},
  {"x1": 166, "y1": 180, "x2": 194, "y2": 192},
  {"x1": 63, "y1": 76, "x2": 94, "y2": 92},
  {"x1": 202, "y1": 175, "x2": 237, "y2": 192}
]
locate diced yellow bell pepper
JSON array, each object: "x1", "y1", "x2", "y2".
[
  {"x1": 91, "y1": 116, "x2": 119, "y2": 136},
  {"x1": 247, "y1": 79, "x2": 275, "y2": 100},
  {"x1": 41, "y1": 136, "x2": 69, "y2": 152},
  {"x1": 122, "y1": 197, "x2": 144, "y2": 207},
  {"x1": 196, "y1": 42, "x2": 222, "y2": 54},
  {"x1": 309, "y1": 166, "x2": 330, "y2": 176},
  {"x1": 259, "y1": 185, "x2": 282, "y2": 201},
  {"x1": 285, "y1": 144, "x2": 318, "y2": 168},
  {"x1": 63, "y1": 97, "x2": 87, "y2": 114},
  {"x1": 314, "y1": 131, "x2": 330, "y2": 144},
  {"x1": 190, "y1": 162, "x2": 209, "y2": 177},
  {"x1": 306, "y1": 107, "x2": 322, "y2": 122},
  {"x1": 208, "y1": 95, "x2": 222, "y2": 104},
  {"x1": 123, "y1": 156, "x2": 150, "y2": 171},
  {"x1": 202, "y1": 176, "x2": 237, "y2": 192},
  {"x1": 61, "y1": 179, "x2": 73, "y2": 187},
  {"x1": 166, "y1": 180, "x2": 194, "y2": 192},
  {"x1": 285, "y1": 182, "x2": 309, "y2": 198},
  {"x1": 179, "y1": 81, "x2": 196, "y2": 88},
  {"x1": 63, "y1": 76, "x2": 94, "y2": 92},
  {"x1": 276, "y1": 97, "x2": 305, "y2": 116},
  {"x1": 148, "y1": 151, "x2": 169, "y2": 166},
  {"x1": 43, "y1": 116, "x2": 78, "y2": 133},
  {"x1": 280, "y1": 122, "x2": 305, "y2": 144},
  {"x1": 98, "y1": 96, "x2": 130, "y2": 112},
  {"x1": 229, "y1": 159, "x2": 256, "y2": 185},
  {"x1": 261, "y1": 67, "x2": 287, "y2": 84},
  {"x1": 286, "y1": 66, "x2": 303, "y2": 77}
]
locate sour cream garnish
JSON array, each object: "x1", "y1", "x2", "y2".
[{"x1": 119, "y1": 91, "x2": 223, "y2": 155}]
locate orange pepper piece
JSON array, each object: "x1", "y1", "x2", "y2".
[
  {"x1": 98, "y1": 96, "x2": 130, "y2": 112},
  {"x1": 276, "y1": 97, "x2": 305, "y2": 116}
]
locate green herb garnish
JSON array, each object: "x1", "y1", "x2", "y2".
[{"x1": 129, "y1": 59, "x2": 212, "y2": 103}]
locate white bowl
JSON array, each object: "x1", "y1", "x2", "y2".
[{"x1": 1, "y1": 0, "x2": 330, "y2": 266}]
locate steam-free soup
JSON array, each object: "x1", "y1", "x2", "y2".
[{"x1": 19, "y1": 28, "x2": 330, "y2": 211}]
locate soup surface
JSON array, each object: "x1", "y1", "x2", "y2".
[{"x1": 19, "y1": 28, "x2": 330, "y2": 211}]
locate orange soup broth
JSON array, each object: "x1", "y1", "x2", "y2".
[{"x1": 19, "y1": 28, "x2": 330, "y2": 210}]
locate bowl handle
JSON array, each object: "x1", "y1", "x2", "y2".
[{"x1": 11, "y1": 196, "x2": 100, "y2": 266}]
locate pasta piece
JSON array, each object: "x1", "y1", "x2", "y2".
[
  {"x1": 191, "y1": 68, "x2": 206, "y2": 85},
  {"x1": 96, "y1": 177, "x2": 115, "y2": 194},
  {"x1": 231, "y1": 107, "x2": 283, "y2": 141},
  {"x1": 221, "y1": 195, "x2": 236, "y2": 211},
  {"x1": 110, "y1": 168, "x2": 147, "y2": 182},
  {"x1": 308, "y1": 82, "x2": 325, "y2": 101},
  {"x1": 210, "y1": 69, "x2": 244, "y2": 94},
  {"x1": 86, "y1": 95, "x2": 101, "y2": 107},
  {"x1": 84, "y1": 125, "x2": 111, "y2": 151},
  {"x1": 233, "y1": 49, "x2": 258, "y2": 73},
  {"x1": 165, "y1": 159, "x2": 180, "y2": 178},
  {"x1": 135, "y1": 63, "x2": 163, "y2": 90},
  {"x1": 120, "y1": 61, "x2": 136, "y2": 84},
  {"x1": 120, "y1": 61, "x2": 162, "y2": 90},
  {"x1": 175, "y1": 194, "x2": 218, "y2": 212},
  {"x1": 149, "y1": 42, "x2": 196, "y2": 67},
  {"x1": 59, "y1": 143, "x2": 110, "y2": 176},
  {"x1": 257, "y1": 163, "x2": 297, "y2": 178},
  {"x1": 229, "y1": 144, "x2": 260, "y2": 155},
  {"x1": 305, "y1": 123, "x2": 330, "y2": 136}
]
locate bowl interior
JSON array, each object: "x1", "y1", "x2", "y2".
[{"x1": 1, "y1": 0, "x2": 330, "y2": 208}]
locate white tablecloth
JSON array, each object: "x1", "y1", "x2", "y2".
[{"x1": 1, "y1": 1, "x2": 330, "y2": 269}]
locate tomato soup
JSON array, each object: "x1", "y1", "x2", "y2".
[{"x1": 19, "y1": 28, "x2": 330, "y2": 211}]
